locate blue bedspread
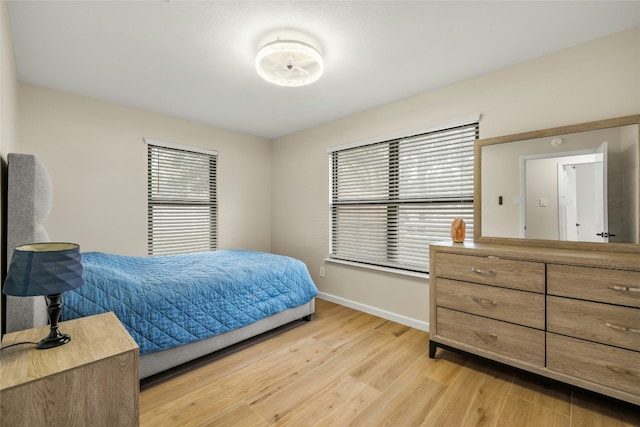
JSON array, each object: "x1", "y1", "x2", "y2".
[{"x1": 62, "y1": 250, "x2": 318, "y2": 355}]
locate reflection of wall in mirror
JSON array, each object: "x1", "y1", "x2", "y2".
[
  {"x1": 613, "y1": 125, "x2": 639, "y2": 243},
  {"x1": 481, "y1": 142, "x2": 522, "y2": 238},
  {"x1": 524, "y1": 156, "x2": 562, "y2": 240}
]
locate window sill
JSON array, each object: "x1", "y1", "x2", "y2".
[{"x1": 325, "y1": 258, "x2": 429, "y2": 280}]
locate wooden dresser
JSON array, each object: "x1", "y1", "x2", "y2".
[
  {"x1": 0, "y1": 312, "x2": 140, "y2": 426},
  {"x1": 429, "y1": 241, "x2": 640, "y2": 406}
]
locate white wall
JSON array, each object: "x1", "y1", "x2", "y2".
[
  {"x1": 17, "y1": 84, "x2": 272, "y2": 256},
  {"x1": 271, "y1": 27, "x2": 640, "y2": 329}
]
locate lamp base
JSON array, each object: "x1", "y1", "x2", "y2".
[
  {"x1": 36, "y1": 293, "x2": 71, "y2": 349},
  {"x1": 37, "y1": 329, "x2": 71, "y2": 349}
]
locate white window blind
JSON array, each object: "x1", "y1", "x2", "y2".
[
  {"x1": 147, "y1": 141, "x2": 217, "y2": 255},
  {"x1": 329, "y1": 122, "x2": 478, "y2": 273}
]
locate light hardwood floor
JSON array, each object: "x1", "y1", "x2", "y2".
[{"x1": 140, "y1": 299, "x2": 640, "y2": 426}]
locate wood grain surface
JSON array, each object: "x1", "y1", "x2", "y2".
[{"x1": 139, "y1": 299, "x2": 640, "y2": 426}]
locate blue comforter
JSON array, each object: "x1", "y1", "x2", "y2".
[{"x1": 62, "y1": 250, "x2": 318, "y2": 355}]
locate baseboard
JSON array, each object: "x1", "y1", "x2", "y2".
[{"x1": 317, "y1": 292, "x2": 430, "y2": 332}]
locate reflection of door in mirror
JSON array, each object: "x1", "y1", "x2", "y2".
[
  {"x1": 557, "y1": 150, "x2": 607, "y2": 242},
  {"x1": 521, "y1": 138, "x2": 640, "y2": 243},
  {"x1": 523, "y1": 143, "x2": 609, "y2": 242}
]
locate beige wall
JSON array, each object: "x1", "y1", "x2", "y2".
[
  {"x1": 1, "y1": 0, "x2": 18, "y2": 332},
  {"x1": 1, "y1": 0, "x2": 18, "y2": 202},
  {"x1": 17, "y1": 84, "x2": 272, "y2": 255},
  {"x1": 1, "y1": 1, "x2": 17, "y2": 159},
  {"x1": 271, "y1": 27, "x2": 640, "y2": 329}
]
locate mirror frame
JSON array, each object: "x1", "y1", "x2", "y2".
[{"x1": 474, "y1": 114, "x2": 640, "y2": 253}]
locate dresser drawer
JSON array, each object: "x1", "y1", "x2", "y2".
[
  {"x1": 436, "y1": 278, "x2": 544, "y2": 329},
  {"x1": 436, "y1": 307, "x2": 544, "y2": 366},
  {"x1": 548, "y1": 264, "x2": 640, "y2": 308},
  {"x1": 547, "y1": 296, "x2": 640, "y2": 352},
  {"x1": 435, "y1": 252, "x2": 544, "y2": 293},
  {"x1": 547, "y1": 333, "x2": 640, "y2": 398}
]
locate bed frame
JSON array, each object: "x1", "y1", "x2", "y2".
[{"x1": 3, "y1": 153, "x2": 314, "y2": 379}]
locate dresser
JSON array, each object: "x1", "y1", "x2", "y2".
[
  {"x1": 429, "y1": 241, "x2": 640, "y2": 406},
  {"x1": 0, "y1": 312, "x2": 140, "y2": 426}
]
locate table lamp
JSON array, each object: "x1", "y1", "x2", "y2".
[{"x1": 3, "y1": 243, "x2": 84, "y2": 349}]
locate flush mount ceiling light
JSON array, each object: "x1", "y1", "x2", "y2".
[{"x1": 256, "y1": 40, "x2": 323, "y2": 87}]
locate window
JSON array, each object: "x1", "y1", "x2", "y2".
[
  {"x1": 146, "y1": 139, "x2": 217, "y2": 255},
  {"x1": 329, "y1": 120, "x2": 479, "y2": 274}
]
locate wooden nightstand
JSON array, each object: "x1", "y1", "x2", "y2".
[{"x1": 1, "y1": 312, "x2": 139, "y2": 426}]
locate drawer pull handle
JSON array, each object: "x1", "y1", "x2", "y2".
[
  {"x1": 605, "y1": 365, "x2": 640, "y2": 378},
  {"x1": 471, "y1": 267, "x2": 497, "y2": 276},
  {"x1": 608, "y1": 284, "x2": 640, "y2": 293},
  {"x1": 473, "y1": 330, "x2": 498, "y2": 343},
  {"x1": 472, "y1": 297, "x2": 497, "y2": 306},
  {"x1": 605, "y1": 322, "x2": 640, "y2": 334}
]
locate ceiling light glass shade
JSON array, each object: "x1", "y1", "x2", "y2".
[{"x1": 256, "y1": 40, "x2": 323, "y2": 87}]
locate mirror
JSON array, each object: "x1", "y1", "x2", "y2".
[{"x1": 475, "y1": 115, "x2": 640, "y2": 252}]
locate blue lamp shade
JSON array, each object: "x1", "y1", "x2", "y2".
[{"x1": 3, "y1": 243, "x2": 84, "y2": 297}]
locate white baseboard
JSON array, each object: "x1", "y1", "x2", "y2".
[{"x1": 317, "y1": 292, "x2": 430, "y2": 332}]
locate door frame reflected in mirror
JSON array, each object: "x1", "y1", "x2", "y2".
[{"x1": 521, "y1": 146, "x2": 609, "y2": 242}]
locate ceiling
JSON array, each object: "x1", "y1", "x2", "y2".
[{"x1": 7, "y1": 1, "x2": 640, "y2": 139}]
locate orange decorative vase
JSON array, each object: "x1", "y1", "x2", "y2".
[{"x1": 451, "y1": 218, "x2": 466, "y2": 243}]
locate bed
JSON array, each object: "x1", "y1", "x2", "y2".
[{"x1": 3, "y1": 153, "x2": 317, "y2": 379}]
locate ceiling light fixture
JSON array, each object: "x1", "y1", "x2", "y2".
[{"x1": 256, "y1": 39, "x2": 323, "y2": 87}]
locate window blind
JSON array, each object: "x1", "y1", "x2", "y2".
[
  {"x1": 330, "y1": 122, "x2": 478, "y2": 273},
  {"x1": 147, "y1": 142, "x2": 217, "y2": 255}
]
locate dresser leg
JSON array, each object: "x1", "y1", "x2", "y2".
[{"x1": 429, "y1": 340, "x2": 437, "y2": 358}]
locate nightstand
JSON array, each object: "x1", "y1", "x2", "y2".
[{"x1": 1, "y1": 312, "x2": 139, "y2": 426}]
